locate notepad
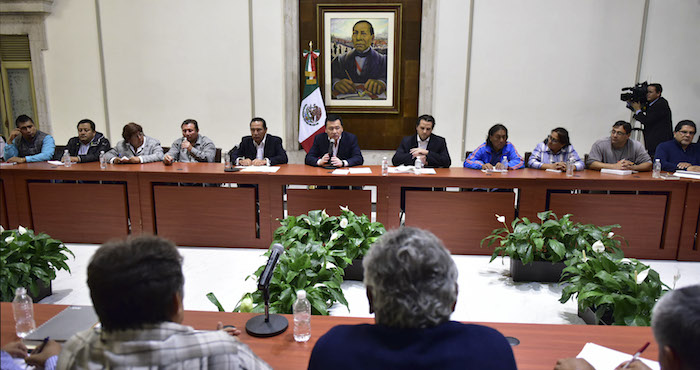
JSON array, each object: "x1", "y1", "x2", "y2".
[
  {"x1": 349, "y1": 167, "x2": 372, "y2": 174},
  {"x1": 673, "y1": 170, "x2": 700, "y2": 180},
  {"x1": 238, "y1": 166, "x2": 281, "y2": 173},
  {"x1": 576, "y1": 343, "x2": 659, "y2": 370},
  {"x1": 600, "y1": 168, "x2": 634, "y2": 175},
  {"x1": 25, "y1": 305, "x2": 99, "y2": 342}
]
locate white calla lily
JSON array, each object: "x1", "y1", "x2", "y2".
[
  {"x1": 339, "y1": 218, "x2": 348, "y2": 228},
  {"x1": 239, "y1": 297, "x2": 254, "y2": 312},
  {"x1": 339, "y1": 205, "x2": 349, "y2": 212},
  {"x1": 592, "y1": 240, "x2": 605, "y2": 253},
  {"x1": 580, "y1": 250, "x2": 589, "y2": 263},
  {"x1": 4, "y1": 236, "x2": 14, "y2": 244},
  {"x1": 324, "y1": 261, "x2": 336, "y2": 270},
  {"x1": 330, "y1": 232, "x2": 340, "y2": 242},
  {"x1": 322, "y1": 209, "x2": 329, "y2": 218},
  {"x1": 620, "y1": 258, "x2": 633, "y2": 264},
  {"x1": 304, "y1": 218, "x2": 311, "y2": 225},
  {"x1": 0, "y1": 225, "x2": 4, "y2": 233},
  {"x1": 18, "y1": 226, "x2": 27, "y2": 235},
  {"x1": 495, "y1": 214, "x2": 506, "y2": 223},
  {"x1": 607, "y1": 232, "x2": 614, "y2": 238},
  {"x1": 636, "y1": 268, "x2": 650, "y2": 284}
]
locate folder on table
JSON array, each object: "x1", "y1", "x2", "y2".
[{"x1": 25, "y1": 305, "x2": 99, "y2": 342}]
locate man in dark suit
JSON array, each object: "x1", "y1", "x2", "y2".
[
  {"x1": 392, "y1": 114, "x2": 451, "y2": 168},
  {"x1": 627, "y1": 83, "x2": 673, "y2": 157},
  {"x1": 305, "y1": 114, "x2": 363, "y2": 167},
  {"x1": 231, "y1": 117, "x2": 287, "y2": 166}
]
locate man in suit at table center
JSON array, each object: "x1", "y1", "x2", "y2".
[
  {"x1": 392, "y1": 114, "x2": 451, "y2": 168},
  {"x1": 305, "y1": 113, "x2": 363, "y2": 167},
  {"x1": 586, "y1": 121, "x2": 652, "y2": 172},
  {"x1": 231, "y1": 117, "x2": 288, "y2": 166},
  {"x1": 163, "y1": 119, "x2": 216, "y2": 164}
]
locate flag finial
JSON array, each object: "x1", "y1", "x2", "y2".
[{"x1": 309, "y1": 41, "x2": 313, "y2": 50}]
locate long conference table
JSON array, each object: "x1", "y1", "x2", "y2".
[
  {"x1": 1, "y1": 162, "x2": 698, "y2": 261},
  {"x1": 0, "y1": 303, "x2": 658, "y2": 369}
]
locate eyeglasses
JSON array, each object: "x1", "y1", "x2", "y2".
[
  {"x1": 547, "y1": 135, "x2": 560, "y2": 144},
  {"x1": 678, "y1": 130, "x2": 696, "y2": 136},
  {"x1": 610, "y1": 130, "x2": 628, "y2": 137}
]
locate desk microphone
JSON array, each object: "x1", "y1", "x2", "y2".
[
  {"x1": 246, "y1": 244, "x2": 288, "y2": 337},
  {"x1": 323, "y1": 138, "x2": 337, "y2": 169}
]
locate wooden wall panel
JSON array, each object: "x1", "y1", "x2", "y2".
[
  {"x1": 548, "y1": 193, "x2": 670, "y2": 259},
  {"x1": 299, "y1": 0, "x2": 422, "y2": 149},
  {"x1": 153, "y1": 186, "x2": 256, "y2": 247},
  {"x1": 286, "y1": 189, "x2": 372, "y2": 218},
  {"x1": 28, "y1": 183, "x2": 129, "y2": 243},
  {"x1": 678, "y1": 182, "x2": 700, "y2": 261},
  {"x1": 405, "y1": 191, "x2": 516, "y2": 255},
  {"x1": 0, "y1": 180, "x2": 7, "y2": 230}
]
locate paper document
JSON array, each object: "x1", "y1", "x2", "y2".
[
  {"x1": 481, "y1": 169, "x2": 507, "y2": 173},
  {"x1": 600, "y1": 169, "x2": 634, "y2": 175},
  {"x1": 414, "y1": 168, "x2": 436, "y2": 174},
  {"x1": 673, "y1": 170, "x2": 700, "y2": 180},
  {"x1": 349, "y1": 167, "x2": 372, "y2": 174},
  {"x1": 576, "y1": 343, "x2": 659, "y2": 370},
  {"x1": 47, "y1": 160, "x2": 65, "y2": 166},
  {"x1": 332, "y1": 169, "x2": 350, "y2": 175},
  {"x1": 0, "y1": 162, "x2": 17, "y2": 166},
  {"x1": 388, "y1": 165, "x2": 414, "y2": 173},
  {"x1": 238, "y1": 166, "x2": 280, "y2": 173},
  {"x1": 545, "y1": 169, "x2": 562, "y2": 173},
  {"x1": 25, "y1": 305, "x2": 99, "y2": 342}
]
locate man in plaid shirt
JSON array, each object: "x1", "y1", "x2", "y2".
[
  {"x1": 56, "y1": 236, "x2": 270, "y2": 369},
  {"x1": 528, "y1": 127, "x2": 584, "y2": 171}
]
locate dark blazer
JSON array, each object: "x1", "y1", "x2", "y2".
[
  {"x1": 232, "y1": 134, "x2": 288, "y2": 165},
  {"x1": 392, "y1": 134, "x2": 451, "y2": 168},
  {"x1": 58, "y1": 132, "x2": 111, "y2": 163},
  {"x1": 305, "y1": 132, "x2": 363, "y2": 167},
  {"x1": 629, "y1": 97, "x2": 673, "y2": 156}
]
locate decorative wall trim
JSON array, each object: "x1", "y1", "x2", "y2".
[
  {"x1": 418, "y1": 0, "x2": 437, "y2": 115},
  {"x1": 283, "y1": 0, "x2": 300, "y2": 150}
]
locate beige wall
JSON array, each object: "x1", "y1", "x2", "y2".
[{"x1": 41, "y1": 0, "x2": 700, "y2": 164}]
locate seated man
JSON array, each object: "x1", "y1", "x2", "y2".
[
  {"x1": 60, "y1": 118, "x2": 111, "y2": 163},
  {"x1": 105, "y1": 122, "x2": 164, "y2": 164},
  {"x1": 231, "y1": 117, "x2": 287, "y2": 166},
  {"x1": 163, "y1": 119, "x2": 216, "y2": 164},
  {"x1": 56, "y1": 235, "x2": 271, "y2": 369},
  {"x1": 464, "y1": 123, "x2": 524, "y2": 170},
  {"x1": 392, "y1": 114, "x2": 451, "y2": 168},
  {"x1": 528, "y1": 127, "x2": 584, "y2": 171},
  {"x1": 654, "y1": 120, "x2": 700, "y2": 172},
  {"x1": 4, "y1": 114, "x2": 55, "y2": 163},
  {"x1": 555, "y1": 284, "x2": 700, "y2": 370},
  {"x1": 308, "y1": 227, "x2": 517, "y2": 370},
  {"x1": 587, "y1": 121, "x2": 652, "y2": 171},
  {"x1": 305, "y1": 114, "x2": 363, "y2": 167}
]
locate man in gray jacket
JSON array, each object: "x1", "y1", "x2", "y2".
[
  {"x1": 105, "y1": 122, "x2": 164, "y2": 164},
  {"x1": 163, "y1": 119, "x2": 216, "y2": 164}
]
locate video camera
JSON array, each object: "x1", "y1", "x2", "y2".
[{"x1": 620, "y1": 81, "x2": 648, "y2": 103}]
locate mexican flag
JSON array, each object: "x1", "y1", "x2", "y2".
[{"x1": 299, "y1": 44, "x2": 326, "y2": 152}]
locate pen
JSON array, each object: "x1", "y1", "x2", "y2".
[
  {"x1": 343, "y1": 70, "x2": 359, "y2": 94},
  {"x1": 623, "y1": 341, "x2": 650, "y2": 369},
  {"x1": 34, "y1": 337, "x2": 50, "y2": 354}
]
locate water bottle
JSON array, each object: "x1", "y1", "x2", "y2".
[
  {"x1": 652, "y1": 158, "x2": 661, "y2": 178},
  {"x1": 501, "y1": 155, "x2": 508, "y2": 173},
  {"x1": 414, "y1": 157, "x2": 423, "y2": 174},
  {"x1": 223, "y1": 151, "x2": 231, "y2": 169},
  {"x1": 381, "y1": 156, "x2": 389, "y2": 176},
  {"x1": 99, "y1": 150, "x2": 107, "y2": 169},
  {"x1": 293, "y1": 290, "x2": 311, "y2": 342},
  {"x1": 62, "y1": 149, "x2": 72, "y2": 167},
  {"x1": 12, "y1": 287, "x2": 36, "y2": 339},
  {"x1": 566, "y1": 156, "x2": 575, "y2": 177}
]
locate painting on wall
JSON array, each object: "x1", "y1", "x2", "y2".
[{"x1": 318, "y1": 4, "x2": 402, "y2": 113}]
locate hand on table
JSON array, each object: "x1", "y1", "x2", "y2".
[{"x1": 553, "y1": 358, "x2": 594, "y2": 370}]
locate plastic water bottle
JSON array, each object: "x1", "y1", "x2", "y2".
[
  {"x1": 414, "y1": 157, "x2": 423, "y2": 174},
  {"x1": 223, "y1": 151, "x2": 231, "y2": 169},
  {"x1": 566, "y1": 156, "x2": 575, "y2": 177},
  {"x1": 12, "y1": 287, "x2": 36, "y2": 338},
  {"x1": 99, "y1": 150, "x2": 107, "y2": 169},
  {"x1": 501, "y1": 156, "x2": 508, "y2": 173},
  {"x1": 62, "y1": 149, "x2": 72, "y2": 167},
  {"x1": 652, "y1": 158, "x2": 661, "y2": 178},
  {"x1": 381, "y1": 156, "x2": 389, "y2": 176},
  {"x1": 293, "y1": 290, "x2": 311, "y2": 342}
]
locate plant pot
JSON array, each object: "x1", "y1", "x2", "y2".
[
  {"x1": 29, "y1": 280, "x2": 52, "y2": 302},
  {"x1": 510, "y1": 259, "x2": 565, "y2": 282},
  {"x1": 578, "y1": 306, "x2": 614, "y2": 325},
  {"x1": 343, "y1": 258, "x2": 364, "y2": 281}
]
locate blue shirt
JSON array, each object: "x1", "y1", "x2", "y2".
[
  {"x1": 4, "y1": 134, "x2": 55, "y2": 162},
  {"x1": 528, "y1": 142, "x2": 585, "y2": 170},
  {"x1": 654, "y1": 139, "x2": 700, "y2": 172},
  {"x1": 0, "y1": 351, "x2": 57, "y2": 370},
  {"x1": 463, "y1": 141, "x2": 524, "y2": 169}
]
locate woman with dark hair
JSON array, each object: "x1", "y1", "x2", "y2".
[
  {"x1": 463, "y1": 124, "x2": 524, "y2": 170},
  {"x1": 528, "y1": 127, "x2": 584, "y2": 171}
]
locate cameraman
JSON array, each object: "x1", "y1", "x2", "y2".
[{"x1": 627, "y1": 83, "x2": 672, "y2": 157}]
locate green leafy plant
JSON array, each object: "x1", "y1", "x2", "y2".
[
  {"x1": 559, "y1": 249, "x2": 669, "y2": 326},
  {"x1": 481, "y1": 211, "x2": 624, "y2": 265},
  {"x1": 207, "y1": 207, "x2": 385, "y2": 315},
  {"x1": 0, "y1": 226, "x2": 74, "y2": 302}
]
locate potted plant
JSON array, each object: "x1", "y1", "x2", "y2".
[
  {"x1": 1, "y1": 226, "x2": 74, "y2": 302},
  {"x1": 481, "y1": 211, "x2": 623, "y2": 282},
  {"x1": 207, "y1": 207, "x2": 385, "y2": 314},
  {"x1": 559, "y1": 249, "x2": 669, "y2": 326}
]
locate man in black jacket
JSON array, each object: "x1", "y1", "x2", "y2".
[
  {"x1": 305, "y1": 114, "x2": 363, "y2": 167},
  {"x1": 60, "y1": 119, "x2": 111, "y2": 163},
  {"x1": 231, "y1": 117, "x2": 288, "y2": 166},
  {"x1": 627, "y1": 83, "x2": 672, "y2": 157},
  {"x1": 392, "y1": 114, "x2": 451, "y2": 168}
]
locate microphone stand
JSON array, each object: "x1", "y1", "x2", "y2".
[{"x1": 245, "y1": 278, "x2": 288, "y2": 337}]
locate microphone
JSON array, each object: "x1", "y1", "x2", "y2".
[
  {"x1": 246, "y1": 244, "x2": 289, "y2": 337},
  {"x1": 324, "y1": 138, "x2": 337, "y2": 169},
  {"x1": 258, "y1": 244, "x2": 284, "y2": 290}
]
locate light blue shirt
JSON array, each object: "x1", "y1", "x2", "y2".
[{"x1": 4, "y1": 134, "x2": 55, "y2": 162}]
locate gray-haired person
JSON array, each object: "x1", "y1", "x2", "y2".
[
  {"x1": 308, "y1": 227, "x2": 516, "y2": 370},
  {"x1": 555, "y1": 284, "x2": 700, "y2": 370}
]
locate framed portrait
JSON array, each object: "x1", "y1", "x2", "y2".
[{"x1": 318, "y1": 4, "x2": 402, "y2": 113}]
